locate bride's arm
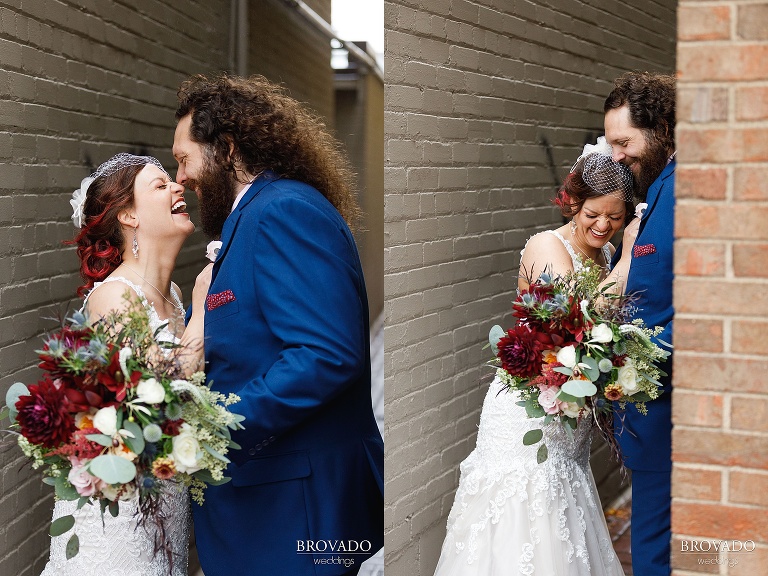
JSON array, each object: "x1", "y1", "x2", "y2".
[
  {"x1": 598, "y1": 217, "x2": 640, "y2": 295},
  {"x1": 177, "y1": 264, "x2": 212, "y2": 375}
]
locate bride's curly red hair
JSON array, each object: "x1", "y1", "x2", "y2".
[{"x1": 69, "y1": 164, "x2": 144, "y2": 297}]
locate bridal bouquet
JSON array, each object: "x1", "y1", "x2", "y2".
[
  {"x1": 1, "y1": 298, "x2": 244, "y2": 559},
  {"x1": 488, "y1": 265, "x2": 670, "y2": 463}
]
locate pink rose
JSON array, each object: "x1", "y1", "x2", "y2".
[
  {"x1": 537, "y1": 384, "x2": 565, "y2": 415},
  {"x1": 68, "y1": 458, "x2": 105, "y2": 497}
]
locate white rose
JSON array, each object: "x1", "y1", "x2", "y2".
[
  {"x1": 101, "y1": 482, "x2": 137, "y2": 502},
  {"x1": 617, "y1": 360, "x2": 640, "y2": 395},
  {"x1": 590, "y1": 323, "x2": 613, "y2": 344},
  {"x1": 556, "y1": 345, "x2": 577, "y2": 368},
  {"x1": 93, "y1": 406, "x2": 117, "y2": 436},
  {"x1": 562, "y1": 401, "x2": 589, "y2": 419},
  {"x1": 136, "y1": 378, "x2": 166, "y2": 405},
  {"x1": 171, "y1": 424, "x2": 202, "y2": 474}
]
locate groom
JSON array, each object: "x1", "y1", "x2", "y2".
[
  {"x1": 605, "y1": 71, "x2": 676, "y2": 576},
  {"x1": 173, "y1": 74, "x2": 384, "y2": 576}
]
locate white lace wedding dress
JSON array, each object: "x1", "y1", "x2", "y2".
[
  {"x1": 40, "y1": 277, "x2": 191, "y2": 576},
  {"x1": 433, "y1": 231, "x2": 624, "y2": 576}
]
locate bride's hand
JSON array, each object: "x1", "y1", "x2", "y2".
[
  {"x1": 620, "y1": 218, "x2": 641, "y2": 260},
  {"x1": 192, "y1": 263, "x2": 214, "y2": 315}
]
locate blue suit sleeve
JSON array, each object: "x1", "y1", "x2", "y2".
[{"x1": 236, "y1": 196, "x2": 367, "y2": 441}]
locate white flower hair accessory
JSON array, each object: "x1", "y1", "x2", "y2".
[
  {"x1": 70, "y1": 153, "x2": 169, "y2": 229},
  {"x1": 70, "y1": 176, "x2": 94, "y2": 228},
  {"x1": 570, "y1": 136, "x2": 613, "y2": 171}
]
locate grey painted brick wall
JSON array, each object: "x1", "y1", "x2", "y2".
[
  {"x1": 0, "y1": 2, "x2": 229, "y2": 573},
  {"x1": 383, "y1": 0, "x2": 676, "y2": 574}
]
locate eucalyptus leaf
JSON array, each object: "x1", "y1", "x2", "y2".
[
  {"x1": 563, "y1": 421, "x2": 575, "y2": 442},
  {"x1": 50, "y1": 514, "x2": 75, "y2": 536},
  {"x1": 543, "y1": 414, "x2": 554, "y2": 426},
  {"x1": 77, "y1": 497, "x2": 90, "y2": 510},
  {"x1": 202, "y1": 442, "x2": 231, "y2": 464},
  {"x1": 640, "y1": 372, "x2": 663, "y2": 387},
  {"x1": 42, "y1": 477, "x2": 56, "y2": 487},
  {"x1": 555, "y1": 389, "x2": 579, "y2": 403},
  {"x1": 524, "y1": 397, "x2": 546, "y2": 418},
  {"x1": 65, "y1": 534, "x2": 79, "y2": 560},
  {"x1": 5, "y1": 382, "x2": 29, "y2": 422},
  {"x1": 488, "y1": 325, "x2": 505, "y2": 356},
  {"x1": 561, "y1": 379, "x2": 597, "y2": 398},
  {"x1": 192, "y1": 469, "x2": 232, "y2": 485},
  {"x1": 108, "y1": 501, "x2": 119, "y2": 517},
  {"x1": 522, "y1": 429, "x2": 543, "y2": 446},
  {"x1": 553, "y1": 366, "x2": 573, "y2": 376},
  {"x1": 88, "y1": 455, "x2": 137, "y2": 484},
  {"x1": 515, "y1": 401, "x2": 527, "y2": 407},
  {"x1": 228, "y1": 439, "x2": 242, "y2": 450},
  {"x1": 0, "y1": 406, "x2": 9, "y2": 422},
  {"x1": 54, "y1": 475, "x2": 80, "y2": 501},
  {"x1": 85, "y1": 434, "x2": 114, "y2": 447},
  {"x1": 579, "y1": 356, "x2": 599, "y2": 381},
  {"x1": 536, "y1": 443, "x2": 548, "y2": 464},
  {"x1": 121, "y1": 420, "x2": 145, "y2": 455}
]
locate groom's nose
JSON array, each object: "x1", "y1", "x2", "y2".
[{"x1": 176, "y1": 165, "x2": 187, "y2": 185}]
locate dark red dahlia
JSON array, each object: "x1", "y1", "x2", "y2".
[
  {"x1": 161, "y1": 419, "x2": 185, "y2": 436},
  {"x1": 497, "y1": 324, "x2": 544, "y2": 378},
  {"x1": 15, "y1": 378, "x2": 76, "y2": 448}
]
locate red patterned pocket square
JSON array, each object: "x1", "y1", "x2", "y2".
[
  {"x1": 206, "y1": 290, "x2": 236, "y2": 311},
  {"x1": 633, "y1": 244, "x2": 657, "y2": 258}
]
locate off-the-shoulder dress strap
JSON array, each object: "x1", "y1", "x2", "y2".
[
  {"x1": 81, "y1": 276, "x2": 149, "y2": 312},
  {"x1": 520, "y1": 229, "x2": 580, "y2": 270}
]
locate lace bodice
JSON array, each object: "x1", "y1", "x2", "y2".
[
  {"x1": 521, "y1": 229, "x2": 612, "y2": 274},
  {"x1": 82, "y1": 276, "x2": 184, "y2": 345}
]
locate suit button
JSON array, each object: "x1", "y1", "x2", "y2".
[
  {"x1": 269, "y1": 436, "x2": 276, "y2": 442},
  {"x1": 248, "y1": 448, "x2": 256, "y2": 456},
  {"x1": 255, "y1": 444, "x2": 262, "y2": 451}
]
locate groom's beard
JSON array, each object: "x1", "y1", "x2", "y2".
[
  {"x1": 634, "y1": 137, "x2": 672, "y2": 202},
  {"x1": 190, "y1": 157, "x2": 238, "y2": 239}
]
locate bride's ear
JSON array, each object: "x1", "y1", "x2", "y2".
[{"x1": 117, "y1": 210, "x2": 139, "y2": 228}]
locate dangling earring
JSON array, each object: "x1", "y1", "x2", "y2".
[
  {"x1": 132, "y1": 227, "x2": 139, "y2": 259},
  {"x1": 570, "y1": 220, "x2": 577, "y2": 237}
]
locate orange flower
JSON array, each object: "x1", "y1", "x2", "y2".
[
  {"x1": 152, "y1": 457, "x2": 177, "y2": 480},
  {"x1": 604, "y1": 384, "x2": 623, "y2": 401}
]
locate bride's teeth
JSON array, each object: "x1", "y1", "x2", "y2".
[{"x1": 171, "y1": 201, "x2": 187, "y2": 214}]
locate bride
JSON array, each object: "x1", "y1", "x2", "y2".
[
  {"x1": 433, "y1": 140, "x2": 639, "y2": 576},
  {"x1": 41, "y1": 153, "x2": 210, "y2": 576}
]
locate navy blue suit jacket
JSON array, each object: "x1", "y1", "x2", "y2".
[
  {"x1": 192, "y1": 173, "x2": 384, "y2": 575},
  {"x1": 612, "y1": 160, "x2": 675, "y2": 472}
]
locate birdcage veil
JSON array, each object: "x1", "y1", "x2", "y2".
[
  {"x1": 570, "y1": 137, "x2": 634, "y2": 203},
  {"x1": 70, "y1": 153, "x2": 169, "y2": 228}
]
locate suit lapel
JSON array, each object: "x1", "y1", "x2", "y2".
[
  {"x1": 211, "y1": 171, "x2": 279, "y2": 281},
  {"x1": 638, "y1": 159, "x2": 676, "y2": 234}
]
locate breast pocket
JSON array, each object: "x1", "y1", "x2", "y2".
[
  {"x1": 204, "y1": 297, "x2": 240, "y2": 324},
  {"x1": 632, "y1": 251, "x2": 659, "y2": 266}
]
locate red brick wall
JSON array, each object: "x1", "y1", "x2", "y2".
[{"x1": 673, "y1": 2, "x2": 768, "y2": 574}]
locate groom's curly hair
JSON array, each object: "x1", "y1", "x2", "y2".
[
  {"x1": 176, "y1": 74, "x2": 360, "y2": 229},
  {"x1": 604, "y1": 71, "x2": 676, "y2": 153}
]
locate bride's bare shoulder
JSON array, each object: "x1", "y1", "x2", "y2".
[
  {"x1": 522, "y1": 230, "x2": 570, "y2": 262},
  {"x1": 83, "y1": 279, "x2": 140, "y2": 320}
]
